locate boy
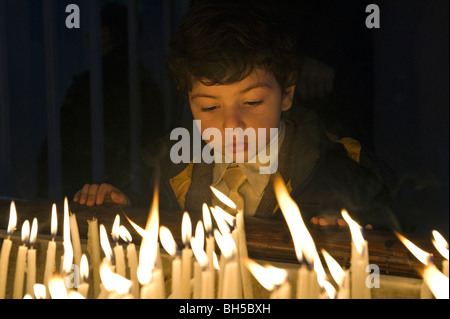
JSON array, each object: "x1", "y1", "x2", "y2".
[{"x1": 73, "y1": 1, "x2": 400, "y2": 230}]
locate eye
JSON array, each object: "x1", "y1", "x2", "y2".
[
  {"x1": 245, "y1": 100, "x2": 263, "y2": 106},
  {"x1": 200, "y1": 105, "x2": 219, "y2": 112}
]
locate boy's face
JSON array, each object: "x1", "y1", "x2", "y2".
[{"x1": 189, "y1": 68, "x2": 295, "y2": 162}]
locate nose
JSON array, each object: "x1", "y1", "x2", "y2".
[{"x1": 222, "y1": 106, "x2": 245, "y2": 131}]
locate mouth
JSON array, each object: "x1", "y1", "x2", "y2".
[{"x1": 226, "y1": 142, "x2": 248, "y2": 153}]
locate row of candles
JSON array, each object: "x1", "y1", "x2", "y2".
[{"x1": 0, "y1": 174, "x2": 448, "y2": 299}]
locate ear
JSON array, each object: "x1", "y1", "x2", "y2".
[{"x1": 281, "y1": 85, "x2": 296, "y2": 111}]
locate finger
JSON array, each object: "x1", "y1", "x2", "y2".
[
  {"x1": 86, "y1": 184, "x2": 99, "y2": 207},
  {"x1": 78, "y1": 184, "x2": 91, "y2": 205},
  {"x1": 96, "y1": 183, "x2": 112, "y2": 205},
  {"x1": 110, "y1": 190, "x2": 130, "y2": 206},
  {"x1": 310, "y1": 216, "x2": 320, "y2": 225},
  {"x1": 337, "y1": 218, "x2": 346, "y2": 227},
  {"x1": 365, "y1": 224, "x2": 373, "y2": 230},
  {"x1": 73, "y1": 190, "x2": 81, "y2": 202}
]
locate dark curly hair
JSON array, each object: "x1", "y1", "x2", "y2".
[{"x1": 166, "y1": 1, "x2": 300, "y2": 99}]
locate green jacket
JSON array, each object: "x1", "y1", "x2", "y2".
[{"x1": 140, "y1": 108, "x2": 401, "y2": 230}]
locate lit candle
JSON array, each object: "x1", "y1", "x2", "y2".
[
  {"x1": 245, "y1": 259, "x2": 290, "y2": 299},
  {"x1": 13, "y1": 220, "x2": 30, "y2": 299},
  {"x1": 432, "y1": 230, "x2": 449, "y2": 277},
  {"x1": 342, "y1": 209, "x2": 371, "y2": 299},
  {"x1": 119, "y1": 225, "x2": 139, "y2": 298},
  {"x1": 100, "y1": 224, "x2": 113, "y2": 265},
  {"x1": 0, "y1": 201, "x2": 17, "y2": 299},
  {"x1": 62, "y1": 198, "x2": 74, "y2": 289},
  {"x1": 26, "y1": 218, "x2": 38, "y2": 297},
  {"x1": 69, "y1": 209, "x2": 82, "y2": 267},
  {"x1": 49, "y1": 275, "x2": 69, "y2": 299},
  {"x1": 78, "y1": 254, "x2": 89, "y2": 298},
  {"x1": 34, "y1": 283, "x2": 47, "y2": 299},
  {"x1": 160, "y1": 225, "x2": 181, "y2": 299},
  {"x1": 322, "y1": 249, "x2": 350, "y2": 299},
  {"x1": 191, "y1": 229, "x2": 214, "y2": 299},
  {"x1": 87, "y1": 217, "x2": 101, "y2": 297},
  {"x1": 181, "y1": 212, "x2": 193, "y2": 299},
  {"x1": 422, "y1": 263, "x2": 449, "y2": 299},
  {"x1": 99, "y1": 260, "x2": 132, "y2": 299},
  {"x1": 111, "y1": 215, "x2": 126, "y2": 277},
  {"x1": 215, "y1": 229, "x2": 239, "y2": 298},
  {"x1": 43, "y1": 203, "x2": 57, "y2": 291},
  {"x1": 396, "y1": 232, "x2": 434, "y2": 299}
]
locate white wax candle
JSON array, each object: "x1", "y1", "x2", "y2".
[
  {"x1": 0, "y1": 238, "x2": 13, "y2": 299},
  {"x1": 113, "y1": 244, "x2": 126, "y2": 277},
  {"x1": 13, "y1": 245, "x2": 28, "y2": 299},
  {"x1": 87, "y1": 218, "x2": 101, "y2": 297},
  {"x1": 140, "y1": 269, "x2": 164, "y2": 299},
  {"x1": 43, "y1": 240, "x2": 56, "y2": 289},
  {"x1": 193, "y1": 260, "x2": 202, "y2": 299},
  {"x1": 154, "y1": 268, "x2": 165, "y2": 298},
  {"x1": 350, "y1": 240, "x2": 371, "y2": 299},
  {"x1": 171, "y1": 256, "x2": 182, "y2": 298},
  {"x1": 231, "y1": 228, "x2": 242, "y2": 299},
  {"x1": 126, "y1": 243, "x2": 139, "y2": 298},
  {"x1": 26, "y1": 248, "x2": 36, "y2": 297},
  {"x1": 443, "y1": 260, "x2": 449, "y2": 277},
  {"x1": 78, "y1": 282, "x2": 89, "y2": 299},
  {"x1": 270, "y1": 281, "x2": 291, "y2": 299},
  {"x1": 222, "y1": 259, "x2": 239, "y2": 299},
  {"x1": 337, "y1": 269, "x2": 350, "y2": 299},
  {"x1": 296, "y1": 263, "x2": 310, "y2": 298},
  {"x1": 206, "y1": 236, "x2": 214, "y2": 271},
  {"x1": 69, "y1": 213, "x2": 82, "y2": 267},
  {"x1": 236, "y1": 211, "x2": 253, "y2": 299},
  {"x1": 181, "y1": 247, "x2": 192, "y2": 298},
  {"x1": 217, "y1": 253, "x2": 226, "y2": 298},
  {"x1": 201, "y1": 269, "x2": 215, "y2": 299}
]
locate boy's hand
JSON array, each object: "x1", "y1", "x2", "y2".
[
  {"x1": 73, "y1": 183, "x2": 131, "y2": 206},
  {"x1": 310, "y1": 215, "x2": 373, "y2": 229}
]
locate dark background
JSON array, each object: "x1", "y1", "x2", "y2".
[{"x1": 0, "y1": 0, "x2": 448, "y2": 236}]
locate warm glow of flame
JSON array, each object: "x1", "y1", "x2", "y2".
[
  {"x1": 68, "y1": 291, "x2": 86, "y2": 299},
  {"x1": 273, "y1": 173, "x2": 316, "y2": 264},
  {"x1": 214, "y1": 229, "x2": 236, "y2": 259},
  {"x1": 51, "y1": 203, "x2": 57, "y2": 238},
  {"x1": 202, "y1": 203, "x2": 212, "y2": 234},
  {"x1": 100, "y1": 260, "x2": 132, "y2": 294},
  {"x1": 100, "y1": 224, "x2": 113, "y2": 263},
  {"x1": 159, "y1": 226, "x2": 177, "y2": 257},
  {"x1": 33, "y1": 284, "x2": 46, "y2": 299},
  {"x1": 245, "y1": 259, "x2": 287, "y2": 291},
  {"x1": 119, "y1": 225, "x2": 132, "y2": 243},
  {"x1": 191, "y1": 236, "x2": 208, "y2": 269},
  {"x1": 322, "y1": 280, "x2": 337, "y2": 299},
  {"x1": 322, "y1": 249, "x2": 346, "y2": 286},
  {"x1": 195, "y1": 221, "x2": 205, "y2": 250},
  {"x1": 80, "y1": 254, "x2": 89, "y2": 281},
  {"x1": 210, "y1": 185, "x2": 237, "y2": 209},
  {"x1": 62, "y1": 197, "x2": 73, "y2": 273},
  {"x1": 8, "y1": 201, "x2": 17, "y2": 235},
  {"x1": 213, "y1": 252, "x2": 220, "y2": 270},
  {"x1": 210, "y1": 206, "x2": 232, "y2": 236},
  {"x1": 21, "y1": 220, "x2": 30, "y2": 244},
  {"x1": 30, "y1": 218, "x2": 38, "y2": 247},
  {"x1": 422, "y1": 264, "x2": 449, "y2": 299},
  {"x1": 396, "y1": 232, "x2": 432, "y2": 265},
  {"x1": 182, "y1": 211, "x2": 192, "y2": 247},
  {"x1": 112, "y1": 214, "x2": 120, "y2": 242},
  {"x1": 49, "y1": 275, "x2": 69, "y2": 299},
  {"x1": 213, "y1": 205, "x2": 236, "y2": 226},
  {"x1": 341, "y1": 209, "x2": 365, "y2": 256},
  {"x1": 432, "y1": 230, "x2": 449, "y2": 260}
]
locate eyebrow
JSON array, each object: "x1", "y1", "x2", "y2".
[{"x1": 190, "y1": 82, "x2": 273, "y2": 100}]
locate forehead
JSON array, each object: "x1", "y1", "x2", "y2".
[{"x1": 189, "y1": 68, "x2": 281, "y2": 98}]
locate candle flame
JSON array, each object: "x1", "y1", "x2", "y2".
[
  {"x1": 80, "y1": 254, "x2": 89, "y2": 281},
  {"x1": 51, "y1": 203, "x2": 57, "y2": 238},
  {"x1": 62, "y1": 197, "x2": 73, "y2": 273},
  {"x1": 321, "y1": 280, "x2": 337, "y2": 299},
  {"x1": 191, "y1": 235, "x2": 208, "y2": 269},
  {"x1": 273, "y1": 173, "x2": 316, "y2": 264},
  {"x1": 210, "y1": 206, "x2": 232, "y2": 236},
  {"x1": 195, "y1": 221, "x2": 205, "y2": 250},
  {"x1": 395, "y1": 232, "x2": 432, "y2": 265},
  {"x1": 68, "y1": 291, "x2": 86, "y2": 299},
  {"x1": 422, "y1": 264, "x2": 449, "y2": 299},
  {"x1": 213, "y1": 252, "x2": 220, "y2": 271},
  {"x1": 49, "y1": 275, "x2": 69, "y2": 299},
  {"x1": 182, "y1": 211, "x2": 192, "y2": 247},
  {"x1": 21, "y1": 220, "x2": 30, "y2": 245},
  {"x1": 210, "y1": 185, "x2": 237, "y2": 210},
  {"x1": 322, "y1": 249, "x2": 346, "y2": 286},
  {"x1": 100, "y1": 260, "x2": 132, "y2": 295},
  {"x1": 112, "y1": 214, "x2": 120, "y2": 242},
  {"x1": 159, "y1": 226, "x2": 178, "y2": 257},
  {"x1": 202, "y1": 203, "x2": 212, "y2": 234},
  {"x1": 100, "y1": 224, "x2": 113, "y2": 263},
  {"x1": 119, "y1": 225, "x2": 132, "y2": 243},
  {"x1": 213, "y1": 205, "x2": 236, "y2": 227},
  {"x1": 431, "y1": 230, "x2": 449, "y2": 260},
  {"x1": 33, "y1": 284, "x2": 46, "y2": 299},
  {"x1": 341, "y1": 209, "x2": 366, "y2": 256},
  {"x1": 8, "y1": 201, "x2": 17, "y2": 235},
  {"x1": 30, "y1": 217, "x2": 38, "y2": 247},
  {"x1": 214, "y1": 229, "x2": 236, "y2": 259},
  {"x1": 244, "y1": 259, "x2": 287, "y2": 291}
]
